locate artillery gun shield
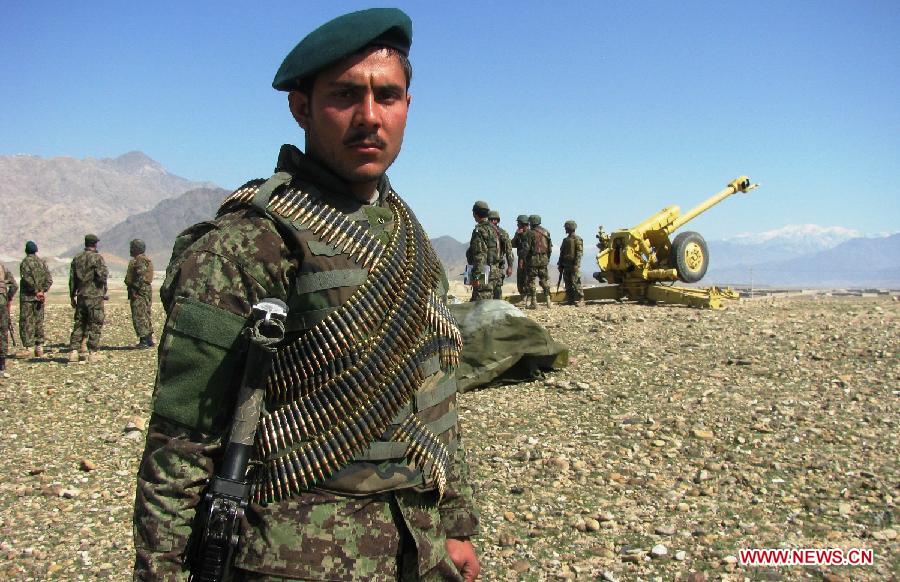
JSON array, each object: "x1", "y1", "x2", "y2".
[{"x1": 670, "y1": 231, "x2": 709, "y2": 283}]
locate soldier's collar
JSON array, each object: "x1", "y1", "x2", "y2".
[{"x1": 275, "y1": 144, "x2": 390, "y2": 205}]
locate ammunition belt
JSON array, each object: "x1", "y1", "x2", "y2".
[{"x1": 220, "y1": 183, "x2": 462, "y2": 503}]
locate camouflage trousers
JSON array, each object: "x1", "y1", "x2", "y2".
[
  {"x1": 469, "y1": 285, "x2": 493, "y2": 302},
  {"x1": 18, "y1": 300, "x2": 46, "y2": 347},
  {"x1": 525, "y1": 263, "x2": 551, "y2": 299},
  {"x1": 489, "y1": 269, "x2": 505, "y2": 300},
  {"x1": 134, "y1": 415, "x2": 468, "y2": 581},
  {"x1": 515, "y1": 266, "x2": 526, "y2": 295},
  {"x1": 69, "y1": 297, "x2": 104, "y2": 351},
  {"x1": 0, "y1": 304, "x2": 9, "y2": 356},
  {"x1": 561, "y1": 266, "x2": 583, "y2": 303},
  {"x1": 129, "y1": 291, "x2": 153, "y2": 339}
]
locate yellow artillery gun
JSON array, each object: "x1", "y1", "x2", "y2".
[{"x1": 585, "y1": 176, "x2": 759, "y2": 308}]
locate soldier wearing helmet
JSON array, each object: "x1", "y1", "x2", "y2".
[
  {"x1": 558, "y1": 220, "x2": 585, "y2": 306},
  {"x1": 487, "y1": 210, "x2": 513, "y2": 299}
]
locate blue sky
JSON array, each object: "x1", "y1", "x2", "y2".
[{"x1": 2, "y1": 1, "x2": 898, "y2": 243}]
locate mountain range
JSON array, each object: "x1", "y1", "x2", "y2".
[
  {"x1": 2, "y1": 152, "x2": 897, "y2": 287},
  {"x1": 0, "y1": 152, "x2": 214, "y2": 258}
]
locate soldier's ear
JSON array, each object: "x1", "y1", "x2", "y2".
[{"x1": 289, "y1": 91, "x2": 311, "y2": 130}]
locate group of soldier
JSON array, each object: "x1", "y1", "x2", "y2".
[
  {"x1": 467, "y1": 201, "x2": 585, "y2": 308},
  {"x1": 0, "y1": 235, "x2": 155, "y2": 370}
]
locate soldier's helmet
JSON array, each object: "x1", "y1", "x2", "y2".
[
  {"x1": 516, "y1": 214, "x2": 529, "y2": 225},
  {"x1": 84, "y1": 234, "x2": 99, "y2": 247},
  {"x1": 472, "y1": 200, "x2": 490, "y2": 218},
  {"x1": 564, "y1": 220, "x2": 577, "y2": 231},
  {"x1": 130, "y1": 239, "x2": 146, "y2": 255},
  {"x1": 488, "y1": 210, "x2": 500, "y2": 221},
  {"x1": 529, "y1": 215, "x2": 541, "y2": 226},
  {"x1": 25, "y1": 240, "x2": 38, "y2": 254}
]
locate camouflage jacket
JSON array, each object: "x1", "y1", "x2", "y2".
[
  {"x1": 68, "y1": 250, "x2": 108, "y2": 299},
  {"x1": 0, "y1": 263, "x2": 17, "y2": 306},
  {"x1": 466, "y1": 220, "x2": 498, "y2": 284},
  {"x1": 125, "y1": 254, "x2": 154, "y2": 300},
  {"x1": 19, "y1": 254, "x2": 52, "y2": 301},
  {"x1": 558, "y1": 233, "x2": 583, "y2": 268},
  {"x1": 134, "y1": 145, "x2": 479, "y2": 579},
  {"x1": 525, "y1": 226, "x2": 553, "y2": 267},
  {"x1": 493, "y1": 225, "x2": 513, "y2": 272}
]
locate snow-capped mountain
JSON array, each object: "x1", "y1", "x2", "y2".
[{"x1": 723, "y1": 224, "x2": 863, "y2": 254}]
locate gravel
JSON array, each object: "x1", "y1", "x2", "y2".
[{"x1": 0, "y1": 292, "x2": 897, "y2": 580}]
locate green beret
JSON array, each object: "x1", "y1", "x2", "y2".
[
  {"x1": 516, "y1": 214, "x2": 529, "y2": 225},
  {"x1": 273, "y1": 8, "x2": 413, "y2": 91},
  {"x1": 84, "y1": 234, "x2": 99, "y2": 246},
  {"x1": 565, "y1": 220, "x2": 577, "y2": 231},
  {"x1": 488, "y1": 210, "x2": 500, "y2": 220},
  {"x1": 25, "y1": 240, "x2": 38, "y2": 254},
  {"x1": 529, "y1": 215, "x2": 541, "y2": 226}
]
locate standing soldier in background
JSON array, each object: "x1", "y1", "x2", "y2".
[
  {"x1": 511, "y1": 214, "x2": 530, "y2": 295},
  {"x1": 467, "y1": 200, "x2": 498, "y2": 301},
  {"x1": 524, "y1": 215, "x2": 553, "y2": 309},
  {"x1": 124, "y1": 239, "x2": 155, "y2": 348},
  {"x1": 0, "y1": 262, "x2": 18, "y2": 371},
  {"x1": 558, "y1": 220, "x2": 585, "y2": 306},
  {"x1": 488, "y1": 210, "x2": 513, "y2": 299},
  {"x1": 68, "y1": 234, "x2": 108, "y2": 363},
  {"x1": 17, "y1": 241, "x2": 52, "y2": 358}
]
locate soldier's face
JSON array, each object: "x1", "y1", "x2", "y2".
[{"x1": 290, "y1": 48, "x2": 410, "y2": 195}]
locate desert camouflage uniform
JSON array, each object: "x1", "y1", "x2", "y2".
[
  {"x1": 125, "y1": 253, "x2": 154, "y2": 340},
  {"x1": 510, "y1": 223, "x2": 529, "y2": 295},
  {"x1": 466, "y1": 221, "x2": 498, "y2": 302},
  {"x1": 19, "y1": 254, "x2": 53, "y2": 348},
  {"x1": 490, "y1": 224, "x2": 513, "y2": 300},
  {"x1": 0, "y1": 264, "x2": 18, "y2": 357},
  {"x1": 524, "y1": 226, "x2": 553, "y2": 304},
  {"x1": 558, "y1": 231, "x2": 584, "y2": 304},
  {"x1": 68, "y1": 249, "x2": 108, "y2": 351},
  {"x1": 133, "y1": 145, "x2": 479, "y2": 580}
]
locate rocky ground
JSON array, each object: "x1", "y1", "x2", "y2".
[{"x1": 0, "y1": 291, "x2": 897, "y2": 580}]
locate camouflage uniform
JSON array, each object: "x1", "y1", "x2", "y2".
[
  {"x1": 0, "y1": 264, "x2": 18, "y2": 362},
  {"x1": 466, "y1": 218, "x2": 498, "y2": 302},
  {"x1": 19, "y1": 252, "x2": 53, "y2": 350},
  {"x1": 488, "y1": 214, "x2": 513, "y2": 300},
  {"x1": 125, "y1": 246, "x2": 155, "y2": 345},
  {"x1": 133, "y1": 145, "x2": 479, "y2": 580},
  {"x1": 510, "y1": 217, "x2": 529, "y2": 295},
  {"x1": 558, "y1": 222, "x2": 584, "y2": 305},
  {"x1": 524, "y1": 217, "x2": 553, "y2": 308},
  {"x1": 68, "y1": 245, "x2": 108, "y2": 353}
]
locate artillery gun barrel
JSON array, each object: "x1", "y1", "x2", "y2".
[{"x1": 669, "y1": 176, "x2": 758, "y2": 233}]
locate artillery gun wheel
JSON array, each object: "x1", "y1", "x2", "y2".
[{"x1": 670, "y1": 231, "x2": 709, "y2": 283}]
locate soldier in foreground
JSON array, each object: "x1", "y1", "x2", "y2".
[
  {"x1": 510, "y1": 214, "x2": 530, "y2": 295},
  {"x1": 488, "y1": 210, "x2": 513, "y2": 299},
  {"x1": 133, "y1": 8, "x2": 480, "y2": 580},
  {"x1": 68, "y1": 234, "x2": 108, "y2": 363},
  {"x1": 0, "y1": 262, "x2": 17, "y2": 371},
  {"x1": 124, "y1": 239, "x2": 155, "y2": 348},
  {"x1": 17, "y1": 241, "x2": 53, "y2": 358},
  {"x1": 558, "y1": 220, "x2": 585, "y2": 306},
  {"x1": 466, "y1": 200, "x2": 498, "y2": 301},
  {"x1": 524, "y1": 215, "x2": 553, "y2": 309}
]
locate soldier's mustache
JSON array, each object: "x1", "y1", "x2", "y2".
[{"x1": 344, "y1": 131, "x2": 385, "y2": 148}]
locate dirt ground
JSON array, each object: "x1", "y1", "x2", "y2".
[{"x1": 0, "y1": 289, "x2": 896, "y2": 580}]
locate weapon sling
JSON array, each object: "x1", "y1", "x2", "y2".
[{"x1": 189, "y1": 298, "x2": 288, "y2": 582}]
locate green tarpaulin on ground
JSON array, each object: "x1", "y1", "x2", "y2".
[{"x1": 449, "y1": 300, "x2": 568, "y2": 392}]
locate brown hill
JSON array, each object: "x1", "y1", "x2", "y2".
[
  {"x1": 64, "y1": 186, "x2": 230, "y2": 268},
  {"x1": 0, "y1": 151, "x2": 215, "y2": 258}
]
